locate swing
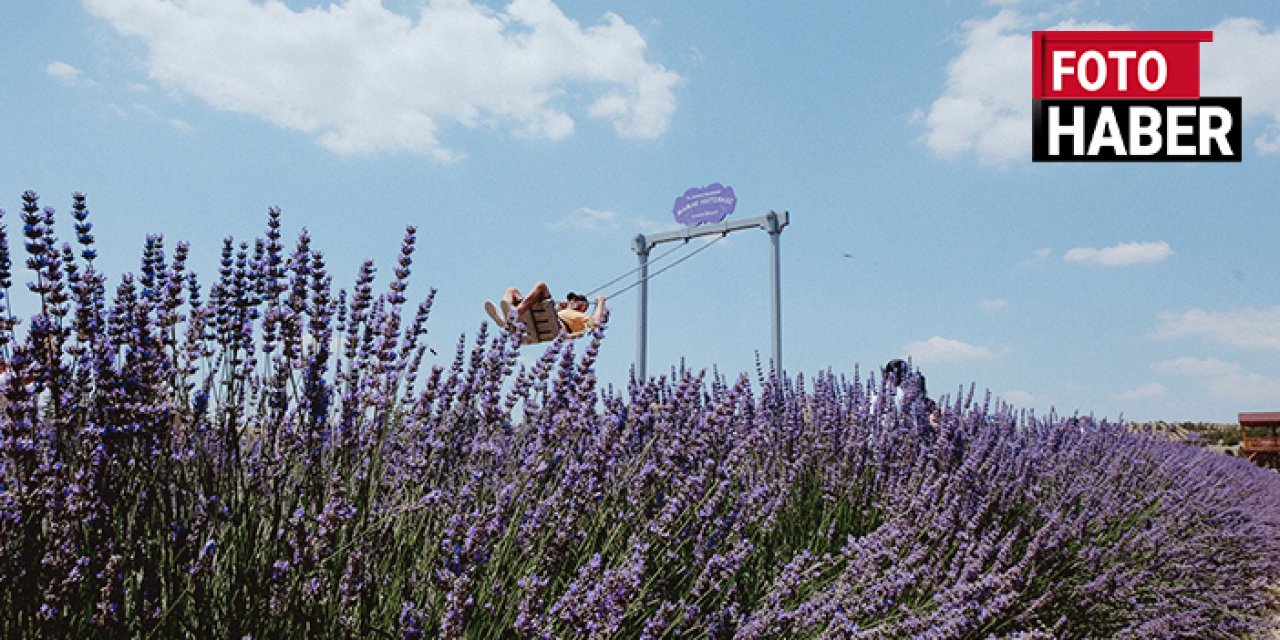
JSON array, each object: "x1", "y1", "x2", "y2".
[
  {"x1": 484, "y1": 298, "x2": 585, "y2": 345},
  {"x1": 483, "y1": 234, "x2": 725, "y2": 346}
]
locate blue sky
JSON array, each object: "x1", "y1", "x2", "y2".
[{"x1": 3, "y1": 0, "x2": 1280, "y2": 422}]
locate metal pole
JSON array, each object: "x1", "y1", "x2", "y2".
[
  {"x1": 633, "y1": 234, "x2": 649, "y2": 381},
  {"x1": 766, "y1": 212, "x2": 783, "y2": 376},
  {"x1": 630, "y1": 211, "x2": 788, "y2": 380}
]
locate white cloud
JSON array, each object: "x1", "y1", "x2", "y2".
[
  {"x1": 131, "y1": 102, "x2": 160, "y2": 119},
  {"x1": 551, "y1": 207, "x2": 618, "y2": 233},
  {"x1": 919, "y1": 13, "x2": 1127, "y2": 164},
  {"x1": 1155, "y1": 356, "x2": 1280, "y2": 401},
  {"x1": 921, "y1": 10, "x2": 1031, "y2": 165},
  {"x1": 904, "y1": 336, "x2": 1003, "y2": 363},
  {"x1": 102, "y1": 100, "x2": 194, "y2": 132},
  {"x1": 1063, "y1": 241, "x2": 1173, "y2": 266},
  {"x1": 686, "y1": 46, "x2": 706, "y2": 66},
  {"x1": 1119, "y1": 382, "x2": 1167, "y2": 400},
  {"x1": 1001, "y1": 390, "x2": 1035, "y2": 406},
  {"x1": 1257, "y1": 133, "x2": 1280, "y2": 154},
  {"x1": 1201, "y1": 18, "x2": 1280, "y2": 154},
  {"x1": 981, "y1": 298, "x2": 1008, "y2": 311},
  {"x1": 1152, "y1": 306, "x2": 1280, "y2": 351},
  {"x1": 1017, "y1": 247, "x2": 1052, "y2": 267},
  {"x1": 922, "y1": 11, "x2": 1280, "y2": 162},
  {"x1": 1154, "y1": 356, "x2": 1240, "y2": 377},
  {"x1": 46, "y1": 60, "x2": 81, "y2": 84},
  {"x1": 85, "y1": 0, "x2": 681, "y2": 161},
  {"x1": 1217, "y1": 373, "x2": 1280, "y2": 400}
]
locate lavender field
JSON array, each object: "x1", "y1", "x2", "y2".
[{"x1": 2, "y1": 193, "x2": 1278, "y2": 638}]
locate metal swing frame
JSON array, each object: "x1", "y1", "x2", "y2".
[{"x1": 630, "y1": 211, "x2": 789, "y2": 380}]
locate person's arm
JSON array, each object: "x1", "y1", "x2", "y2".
[{"x1": 591, "y1": 295, "x2": 608, "y2": 326}]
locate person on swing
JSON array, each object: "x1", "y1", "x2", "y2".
[{"x1": 499, "y1": 282, "x2": 608, "y2": 334}]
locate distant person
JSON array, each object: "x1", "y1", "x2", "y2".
[
  {"x1": 0, "y1": 356, "x2": 38, "y2": 415},
  {"x1": 884, "y1": 358, "x2": 910, "y2": 391},
  {"x1": 0, "y1": 358, "x2": 9, "y2": 413},
  {"x1": 879, "y1": 358, "x2": 938, "y2": 420},
  {"x1": 495, "y1": 281, "x2": 607, "y2": 335}
]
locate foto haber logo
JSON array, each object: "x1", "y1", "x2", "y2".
[{"x1": 1032, "y1": 31, "x2": 1242, "y2": 162}]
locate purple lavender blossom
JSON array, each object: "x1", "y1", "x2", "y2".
[{"x1": 0, "y1": 192, "x2": 1276, "y2": 639}]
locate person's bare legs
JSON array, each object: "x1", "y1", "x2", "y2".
[
  {"x1": 515, "y1": 281, "x2": 552, "y2": 314},
  {"x1": 502, "y1": 287, "x2": 523, "y2": 308}
]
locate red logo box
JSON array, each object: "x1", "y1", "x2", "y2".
[
  {"x1": 1033, "y1": 31, "x2": 1211, "y2": 99},
  {"x1": 1031, "y1": 30, "x2": 1241, "y2": 162}
]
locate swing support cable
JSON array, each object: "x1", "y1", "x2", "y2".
[
  {"x1": 630, "y1": 210, "x2": 789, "y2": 381},
  {"x1": 583, "y1": 239, "x2": 694, "y2": 299},
  {"x1": 600, "y1": 234, "x2": 725, "y2": 299}
]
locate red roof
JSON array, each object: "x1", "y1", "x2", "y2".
[{"x1": 1239, "y1": 412, "x2": 1280, "y2": 427}]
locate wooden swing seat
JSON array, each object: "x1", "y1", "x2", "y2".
[{"x1": 484, "y1": 299, "x2": 584, "y2": 345}]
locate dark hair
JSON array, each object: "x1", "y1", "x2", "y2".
[
  {"x1": 884, "y1": 359, "x2": 909, "y2": 386},
  {"x1": 566, "y1": 292, "x2": 588, "y2": 303}
]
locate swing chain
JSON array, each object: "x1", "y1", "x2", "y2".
[
  {"x1": 583, "y1": 239, "x2": 689, "y2": 298},
  {"x1": 601, "y1": 233, "x2": 726, "y2": 299}
]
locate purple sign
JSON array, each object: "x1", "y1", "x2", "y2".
[{"x1": 673, "y1": 183, "x2": 737, "y2": 226}]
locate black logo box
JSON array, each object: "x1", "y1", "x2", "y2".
[{"x1": 1033, "y1": 97, "x2": 1242, "y2": 162}]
